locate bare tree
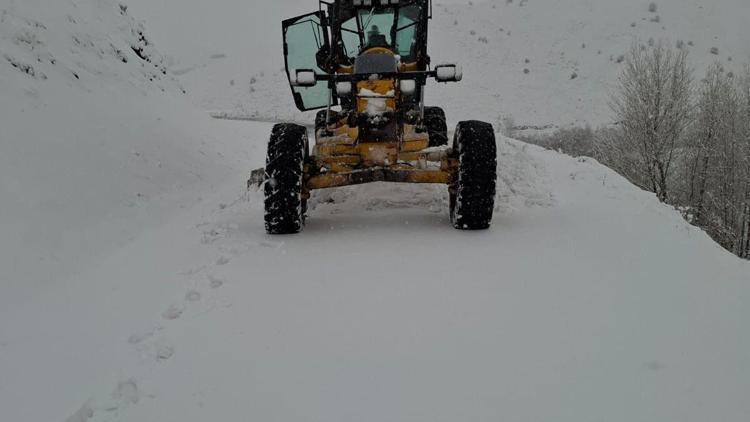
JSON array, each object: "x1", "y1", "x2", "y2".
[
  {"x1": 598, "y1": 51, "x2": 750, "y2": 260},
  {"x1": 677, "y1": 62, "x2": 750, "y2": 255},
  {"x1": 605, "y1": 41, "x2": 693, "y2": 201},
  {"x1": 687, "y1": 64, "x2": 738, "y2": 222},
  {"x1": 594, "y1": 125, "x2": 654, "y2": 191},
  {"x1": 736, "y1": 64, "x2": 750, "y2": 258}
]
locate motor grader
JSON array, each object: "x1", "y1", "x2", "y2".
[{"x1": 251, "y1": 0, "x2": 497, "y2": 234}]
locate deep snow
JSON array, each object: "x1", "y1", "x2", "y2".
[
  {"x1": 6, "y1": 135, "x2": 749, "y2": 422},
  {"x1": 0, "y1": 1, "x2": 748, "y2": 422}
]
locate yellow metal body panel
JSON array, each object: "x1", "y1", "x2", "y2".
[
  {"x1": 361, "y1": 47, "x2": 394, "y2": 56},
  {"x1": 308, "y1": 118, "x2": 456, "y2": 191},
  {"x1": 306, "y1": 49, "x2": 454, "y2": 191},
  {"x1": 307, "y1": 168, "x2": 452, "y2": 191}
]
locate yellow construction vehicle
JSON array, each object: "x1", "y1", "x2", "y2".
[{"x1": 251, "y1": 0, "x2": 497, "y2": 234}]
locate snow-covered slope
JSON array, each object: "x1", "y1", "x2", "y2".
[
  {"x1": 428, "y1": 0, "x2": 750, "y2": 127},
  {"x1": 126, "y1": 0, "x2": 750, "y2": 128},
  {"x1": 1, "y1": 1, "x2": 749, "y2": 422},
  {"x1": 0, "y1": 0, "x2": 260, "y2": 306}
]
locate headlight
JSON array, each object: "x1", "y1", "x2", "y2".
[{"x1": 400, "y1": 80, "x2": 416, "y2": 96}]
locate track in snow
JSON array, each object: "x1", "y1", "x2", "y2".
[{"x1": 37, "y1": 127, "x2": 750, "y2": 422}]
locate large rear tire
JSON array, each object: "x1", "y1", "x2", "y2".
[
  {"x1": 423, "y1": 106, "x2": 448, "y2": 147},
  {"x1": 450, "y1": 121, "x2": 497, "y2": 230},
  {"x1": 264, "y1": 124, "x2": 308, "y2": 234}
]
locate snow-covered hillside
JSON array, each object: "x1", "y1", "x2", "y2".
[
  {"x1": 0, "y1": 0, "x2": 263, "y2": 306},
  {"x1": 0, "y1": 1, "x2": 748, "y2": 422},
  {"x1": 123, "y1": 0, "x2": 750, "y2": 128}
]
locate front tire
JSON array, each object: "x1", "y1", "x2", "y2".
[
  {"x1": 450, "y1": 121, "x2": 497, "y2": 230},
  {"x1": 264, "y1": 123, "x2": 308, "y2": 234}
]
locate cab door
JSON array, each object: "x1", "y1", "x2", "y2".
[{"x1": 283, "y1": 11, "x2": 333, "y2": 111}]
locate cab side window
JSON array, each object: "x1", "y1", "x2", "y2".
[
  {"x1": 395, "y1": 5, "x2": 420, "y2": 61},
  {"x1": 284, "y1": 13, "x2": 330, "y2": 110}
]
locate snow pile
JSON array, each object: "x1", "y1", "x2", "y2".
[
  {"x1": 494, "y1": 137, "x2": 556, "y2": 212},
  {"x1": 309, "y1": 137, "x2": 555, "y2": 215}
]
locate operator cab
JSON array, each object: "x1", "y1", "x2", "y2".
[
  {"x1": 365, "y1": 25, "x2": 389, "y2": 49},
  {"x1": 282, "y1": 0, "x2": 431, "y2": 111}
]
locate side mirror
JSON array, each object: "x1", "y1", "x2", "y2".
[
  {"x1": 290, "y1": 69, "x2": 317, "y2": 87},
  {"x1": 435, "y1": 63, "x2": 463, "y2": 82}
]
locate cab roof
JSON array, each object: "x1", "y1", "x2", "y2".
[{"x1": 332, "y1": 0, "x2": 429, "y2": 9}]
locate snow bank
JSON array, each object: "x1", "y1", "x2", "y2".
[{"x1": 308, "y1": 136, "x2": 555, "y2": 215}]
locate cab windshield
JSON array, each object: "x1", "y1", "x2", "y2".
[{"x1": 339, "y1": 4, "x2": 421, "y2": 61}]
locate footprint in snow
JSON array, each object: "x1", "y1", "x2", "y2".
[
  {"x1": 127, "y1": 331, "x2": 153, "y2": 345},
  {"x1": 156, "y1": 345, "x2": 175, "y2": 361},
  {"x1": 179, "y1": 265, "x2": 207, "y2": 276},
  {"x1": 64, "y1": 402, "x2": 93, "y2": 422},
  {"x1": 208, "y1": 276, "x2": 224, "y2": 289},
  {"x1": 65, "y1": 379, "x2": 141, "y2": 422},
  {"x1": 161, "y1": 305, "x2": 184, "y2": 320},
  {"x1": 185, "y1": 290, "x2": 201, "y2": 302},
  {"x1": 112, "y1": 379, "x2": 139, "y2": 405},
  {"x1": 127, "y1": 326, "x2": 162, "y2": 345}
]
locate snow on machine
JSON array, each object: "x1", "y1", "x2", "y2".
[{"x1": 250, "y1": 0, "x2": 497, "y2": 233}]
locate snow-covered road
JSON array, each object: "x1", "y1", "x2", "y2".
[{"x1": 3, "y1": 124, "x2": 748, "y2": 422}]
